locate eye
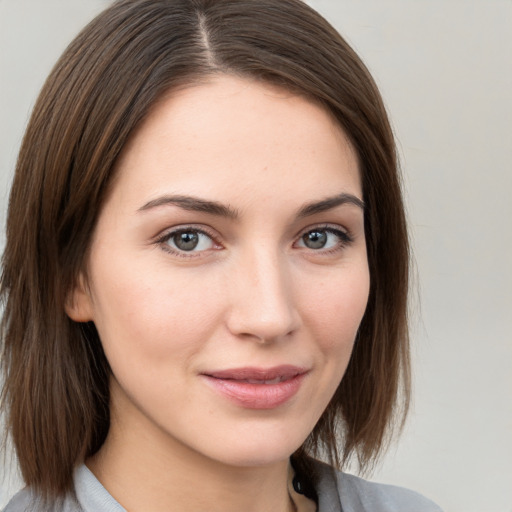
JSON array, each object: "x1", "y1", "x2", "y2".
[
  {"x1": 296, "y1": 227, "x2": 351, "y2": 251},
  {"x1": 160, "y1": 228, "x2": 217, "y2": 254}
]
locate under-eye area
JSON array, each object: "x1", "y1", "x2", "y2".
[{"x1": 152, "y1": 222, "x2": 355, "y2": 261}]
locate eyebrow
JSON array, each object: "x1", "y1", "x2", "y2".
[
  {"x1": 137, "y1": 192, "x2": 364, "y2": 219},
  {"x1": 138, "y1": 195, "x2": 239, "y2": 218},
  {"x1": 297, "y1": 193, "x2": 365, "y2": 217}
]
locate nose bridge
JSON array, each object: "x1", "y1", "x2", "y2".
[{"x1": 227, "y1": 243, "x2": 299, "y2": 342}]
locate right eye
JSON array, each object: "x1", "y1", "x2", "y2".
[{"x1": 158, "y1": 228, "x2": 219, "y2": 256}]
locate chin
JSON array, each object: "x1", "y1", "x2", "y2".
[
  {"x1": 209, "y1": 447, "x2": 297, "y2": 469},
  {"x1": 193, "y1": 421, "x2": 310, "y2": 469}
]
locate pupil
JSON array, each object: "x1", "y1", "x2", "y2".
[
  {"x1": 174, "y1": 232, "x2": 199, "y2": 251},
  {"x1": 304, "y1": 230, "x2": 327, "y2": 249}
]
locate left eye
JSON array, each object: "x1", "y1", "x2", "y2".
[
  {"x1": 164, "y1": 229, "x2": 215, "y2": 252},
  {"x1": 296, "y1": 228, "x2": 347, "y2": 250}
]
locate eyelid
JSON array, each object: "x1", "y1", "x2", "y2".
[
  {"x1": 295, "y1": 223, "x2": 353, "y2": 241},
  {"x1": 152, "y1": 222, "x2": 354, "y2": 258}
]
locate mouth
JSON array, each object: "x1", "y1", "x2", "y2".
[{"x1": 201, "y1": 365, "x2": 308, "y2": 409}]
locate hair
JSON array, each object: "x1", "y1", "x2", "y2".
[{"x1": 1, "y1": 0, "x2": 410, "y2": 500}]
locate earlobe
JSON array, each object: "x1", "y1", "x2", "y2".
[{"x1": 65, "y1": 275, "x2": 94, "y2": 322}]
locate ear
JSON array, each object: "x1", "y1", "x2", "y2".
[{"x1": 65, "y1": 274, "x2": 94, "y2": 322}]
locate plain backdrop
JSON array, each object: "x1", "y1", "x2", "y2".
[{"x1": 0, "y1": 1, "x2": 511, "y2": 511}]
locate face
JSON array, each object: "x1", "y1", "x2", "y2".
[{"x1": 68, "y1": 75, "x2": 369, "y2": 469}]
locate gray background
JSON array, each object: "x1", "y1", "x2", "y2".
[{"x1": 1, "y1": 1, "x2": 511, "y2": 511}]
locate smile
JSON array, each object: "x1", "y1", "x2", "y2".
[
  {"x1": 201, "y1": 365, "x2": 309, "y2": 409},
  {"x1": 239, "y1": 377, "x2": 286, "y2": 385}
]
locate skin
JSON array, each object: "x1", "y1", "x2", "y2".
[{"x1": 67, "y1": 75, "x2": 369, "y2": 512}]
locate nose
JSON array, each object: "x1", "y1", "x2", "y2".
[{"x1": 225, "y1": 247, "x2": 301, "y2": 343}]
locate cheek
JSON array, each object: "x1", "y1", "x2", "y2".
[
  {"x1": 88, "y1": 259, "x2": 226, "y2": 372},
  {"x1": 292, "y1": 264, "x2": 369, "y2": 427},
  {"x1": 304, "y1": 265, "x2": 369, "y2": 344}
]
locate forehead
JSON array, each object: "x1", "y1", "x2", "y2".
[{"x1": 110, "y1": 74, "x2": 361, "y2": 211}]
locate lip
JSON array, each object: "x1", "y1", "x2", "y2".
[{"x1": 201, "y1": 365, "x2": 308, "y2": 409}]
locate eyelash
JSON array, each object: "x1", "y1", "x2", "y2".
[
  {"x1": 155, "y1": 224, "x2": 354, "y2": 258},
  {"x1": 295, "y1": 225, "x2": 354, "y2": 255}
]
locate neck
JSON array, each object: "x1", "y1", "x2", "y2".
[{"x1": 87, "y1": 405, "x2": 294, "y2": 512}]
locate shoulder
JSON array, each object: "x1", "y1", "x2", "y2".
[
  {"x1": 3, "y1": 465, "x2": 125, "y2": 512},
  {"x1": 311, "y1": 460, "x2": 443, "y2": 512},
  {"x1": 2, "y1": 487, "x2": 81, "y2": 512},
  {"x1": 2, "y1": 488, "x2": 34, "y2": 512},
  {"x1": 335, "y1": 472, "x2": 444, "y2": 512}
]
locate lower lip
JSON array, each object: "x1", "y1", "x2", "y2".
[{"x1": 202, "y1": 373, "x2": 307, "y2": 409}]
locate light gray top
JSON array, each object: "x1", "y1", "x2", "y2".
[{"x1": 3, "y1": 460, "x2": 443, "y2": 512}]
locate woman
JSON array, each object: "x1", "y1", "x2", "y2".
[{"x1": 1, "y1": 0, "x2": 442, "y2": 511}]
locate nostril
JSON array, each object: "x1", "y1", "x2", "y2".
[{"x1": 227, "y1": 310, "x2": 299, "y2": 344}]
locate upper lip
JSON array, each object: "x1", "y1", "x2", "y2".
[{"x1": 202, "y1": 365, "x2": 308, "y2": 382}]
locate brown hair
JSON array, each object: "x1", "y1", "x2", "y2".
[{"x1": 1, "y1": 0, "x2": 410, "y2": 499}]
